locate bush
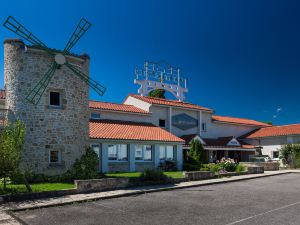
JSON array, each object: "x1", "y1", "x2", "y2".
[
  {"x1": 218, "y1": 158, "x2": 237, "y2": 172},
  {"x1": 208, "y1": 164, "x2": 221, "y2": 173},
  {"x1": 235, "y1": 164, "x2": 246, "y2": 173},
  {"x1": 139, "y1": 169, "x2": 169, "y2": 182},
  {"x1": 67, "y1": 147, "x2": 99, "y2": 180},
  {"x1": 183, "y1": 163, "x2": 202, "y2": 171},
  {"x1": 280, "y1": 144, "x2": 300, "y2": 168}
]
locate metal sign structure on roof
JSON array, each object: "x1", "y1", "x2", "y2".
[{"x1": 134, "y1": 61, "x2": 188, "y2": 101}]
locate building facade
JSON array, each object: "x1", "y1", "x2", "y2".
[{"x1": 2, "y1": 39, "x2": 300, "y2": 175}]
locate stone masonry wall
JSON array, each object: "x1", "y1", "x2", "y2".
[{"x1": 4, "y1": 39, "x2": 90, "y2": 175}]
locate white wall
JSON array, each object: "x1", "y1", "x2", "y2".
[
  {"x1": 91, "y1": 109, "x2": 152, "y2": 123},
  {"x1": 123, "y1": 96, "x2": 152, "y2": 111}
]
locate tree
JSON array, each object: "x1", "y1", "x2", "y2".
[
  {"x1": 0, "y1": 120, "x2": 25, "y2": 190},
  {"x1": 189, "y1": 139, "x2": 205, "y2": 164},
  {"x1": 148, "y1": 89, "x2": 166, "y2": 99},
  {"x1": 262, "y1": 121, "x2": 273, "y2": 125},
  {"x1": 280, "y1": 144, "x2": 300, "y2": 168}
]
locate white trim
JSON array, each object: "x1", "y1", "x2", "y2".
[{"x1": 90, "y1": 108, "x2": 151, "y2": 116}]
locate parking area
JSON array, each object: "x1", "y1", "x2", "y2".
[{"x1": 13, "y1": 173, "x2": 300, "y2": 225}]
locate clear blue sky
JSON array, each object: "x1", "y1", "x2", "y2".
[{"x1": 0, "y1": 0, "x2": 299, "y2": 125}]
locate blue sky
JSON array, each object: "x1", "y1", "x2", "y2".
[{"x1": 0, "y1": 0, "x2": 299, "y2": 125}]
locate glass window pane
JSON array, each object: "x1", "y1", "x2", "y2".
[
  {"x1": 135, "y1": 145, "x2": 143, "y2": 160},
  {"x1": 50, "y1": 92, "x2": 60, "y2": 106},
  {"x1": 144, "y1": 145, "x2": 152, "y2": 161},
  {"x1": 159, "y1": 146, "x2": 166, "y2": 160},
  {"x1": 118, "y1": 144, "x2": 128, "y2": 161},
  {"x1": 50, "y1": 150, "x2": 59, "y2": 163},
  {"x1": 166, "y1": 146, "x2": 174, "y2": 160},
  {"x1": 108, "y1": 145, "x2": 117, "y2": 160},
  {"x1": 91, "y1": 145, "x2": 100, "y2": 158},
  {"x1": 91, "y1": 113, "x2": 101, "y2": 120}
]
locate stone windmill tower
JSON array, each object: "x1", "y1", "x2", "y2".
[{"x1": 3, "y1": 17, "x2": 105, "y2": 175}]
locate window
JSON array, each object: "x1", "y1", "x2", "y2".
[
  {"x1": 49, "y1": 150, "x2": 61, "y2": 163},
  {"x1": 135, "y1": 145, "x2": 152, "y2": 161},
  {"x1": 159, "y1": 145, "x2": 175, "y2": 161},
  {"x1": 49, "y1": 91, "x2": 60, "y2": 106},
  {"x1": 159, "y1": 119, "x2": 166, "y2": 128},
  {"x1": 91, "y1": 144, "x2": 100, "y2": 158},
  {"x1": 273, "y1": 151, "x2": 279, "y2": 159},
  {"x1": 91, "y1": 113, "x2": 101, "y2": 120},
  {"x1": 108, "y1": 144, "x2": 128, "y2": 161},
  {"x1": 201, "y1": 122, "x2": 207, "y2": 131}
]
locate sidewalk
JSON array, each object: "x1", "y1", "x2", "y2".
[{"x1": 0, "y1": 170, "x2": 299, "y2": 225}]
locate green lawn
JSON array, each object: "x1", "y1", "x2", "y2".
[
  {"x1": 0, "y1": 183, "x2": 75, "y2": 195},
  {"x1": 106, "y1": 171, "x2": 184, "y2": 179}
]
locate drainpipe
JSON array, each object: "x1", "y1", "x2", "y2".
[{"x1": 169, "y1": 106, "x2": 172, "y2": 133}]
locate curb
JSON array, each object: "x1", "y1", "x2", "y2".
[{"x1": 7, "y1": 171, "x2": 293, "y2": 212}]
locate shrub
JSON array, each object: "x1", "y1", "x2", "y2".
[
  {"x1": 235, "y1": 164, "x2": 246, "y2": 173},
  {"x1": 183, "y1": 163, "x2": 201, "y2": 171},
  {"x1": 68, "y1": 147, "x2": 99, "y2": 180},
  {"x1": 280, "y1": 144, "x2": 300, "y2": 168},
  {"x1": 208, "y1": 164, "x2": 221, "y2": 173},
  {"x1": 218, "y1": 158, "x2": 237, "y2": 172},
  {"x1": 189, "y1": 139, "x2": 206, "y2": 164},
  {"x1": 139, "y1": 169, "x2": 169, "y2": 182}
]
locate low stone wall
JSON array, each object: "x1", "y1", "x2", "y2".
[
  {"x1": 241, "y1": 162, "x2": 280, "y2": 171},
  {"x1": 183, "y1": 171, "x2": 214, "y2": 181},
  {"x1": 75, "y1": 178, "x2": 129, "y2": 192},
  {"x1": 247, "y1": 166, "x2": 264, "y2": 174}
]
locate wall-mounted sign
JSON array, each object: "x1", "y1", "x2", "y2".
[{"x1": 172, "y1": 113, "x2": 198, "y2": 130}]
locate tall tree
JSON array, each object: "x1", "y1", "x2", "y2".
[
  {"x1": 189, "y1": 139, "x2": 205, "y2": 164},
  {"x1": 0, "y1": 120, "x2": 25, "y2": 190},
  {"x1": 148, "y1": 89, "x2": 166, "y2": 99}
]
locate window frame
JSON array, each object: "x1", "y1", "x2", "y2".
[
  {"x1": 49, "y1": 91, "x2": 61, "y2": 108},
  {"x1": 91, "y1": 112, "x2": 101, "y2": 120},
  {"x1": 135, "y1": 144, "x2": 153, "y2": 162},
  {"x1": 159, "y1": 119, "x2": 166, "y2": 128},
  {"x1": 108, "y1": 144, "x2": 128, "y2": 162},
  {"x1": 201, "y1": 122, "x2": 207, "y2": 132},
  {"x1": 159, "y1": 145, "x2": 175, "y2": 161},
  {"x1": 49, "y1": 150, "x2": 61, "y2": 164}
]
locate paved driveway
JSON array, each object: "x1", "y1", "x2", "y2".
[{"x1": 13, "y1": 173, "x2": 300, "y2": 225}]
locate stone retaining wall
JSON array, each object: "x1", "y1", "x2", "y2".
[
  {"x1": 247, "y1": 166, "x2": 264, "y2": 174},
  {"x1": 183, "y1": 171, "x2": 214, "y2": 181},
  {"x1": 75, "y1": 178, "x2": 129, "y2": 192},
  {"x1": 241, "y1": 162, "x2": 279, "y2": 171}
]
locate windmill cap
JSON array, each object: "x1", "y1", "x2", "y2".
[{"x1": 4, "y1": 38, "x2": 25, "y2": 45}]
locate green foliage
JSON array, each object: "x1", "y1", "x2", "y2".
[
  {"x1": 280, "y1": 144, "x2": 300, "y2": 168},
  {"x1": 218, "y1": 158, "x2": 237, "y2": 172},
  {"x1": 262, "y1": 121, "x2": 273, "y2": 125},
  {"x1": 183, "y1": 163, "x2": 202, "y2": 171},
  {"x1": 207, "y1": 164, "x2": 221, "y2": 173},
  {"x1": 0, "y1": 120, "x2": 25, "y2": 189},
  {"x1": 235, "y1": 164, "x2": 246, "y2": 173},
  {"x1": 189, "y1": 139, "x2": 206, "y2": 164},
  {"x1": 148, "y1": 89, "x2": 166, "y2": 99},
  {"x1": 67, "y1": 147, "x2": 99, "y2": 180},
  {"x1": 139, "y1": 169, "x2": 169, "y2": 182}
]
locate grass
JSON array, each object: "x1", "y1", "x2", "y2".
[
  {"x1": 0, "y1": 183, "x2": 75, "y2": 195},
  {"x1": 106, "y1": 171, "x2": 184, "y2": 179}
]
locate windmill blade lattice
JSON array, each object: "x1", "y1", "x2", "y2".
[
  {"x1": 3, "y1": 16, "x2": 54, "y2": 56},
  {"x1": 3, "y1": 16, "x2": 106, "y2": 105},
  {"x1": 65, "y1": 62, "x2": 106, "y2": 96},
  {"x1": 63, "y1": 18, "x2": 91, "y2": 54}
]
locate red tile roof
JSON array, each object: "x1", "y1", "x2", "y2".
[
  {"x1": 212, "y1": 115, "x2": 272, "y2": 127},
  {"x1": 0, "y1": 89, "x2": 5, "y2": 99},
  {"x1": 89, "y1": 101, "x2": 150, "y2": 114},
  {"x1": 181, "y1": 134, "x2": 255, "y2": 149},
  {"x1": 244, "y1": 124, "x2": 300, "y2": 139},
  {"x1": 127, "y1": 94, "x2": 213, "y2": 112},
  {"x1": 90, "y1": 119, "x2": 184, "y2": 143}
]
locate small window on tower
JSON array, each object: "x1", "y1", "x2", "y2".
[
  {"x1": 49, "y1": 150, "x2": 61, "y2": 164},
  {"x1": 49, "y1": 91, "x2": 61, "y2": 107}
]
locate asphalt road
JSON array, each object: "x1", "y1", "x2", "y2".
[{"x1": 13, "y1": 173, "x2": 300, "y2": 225}]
